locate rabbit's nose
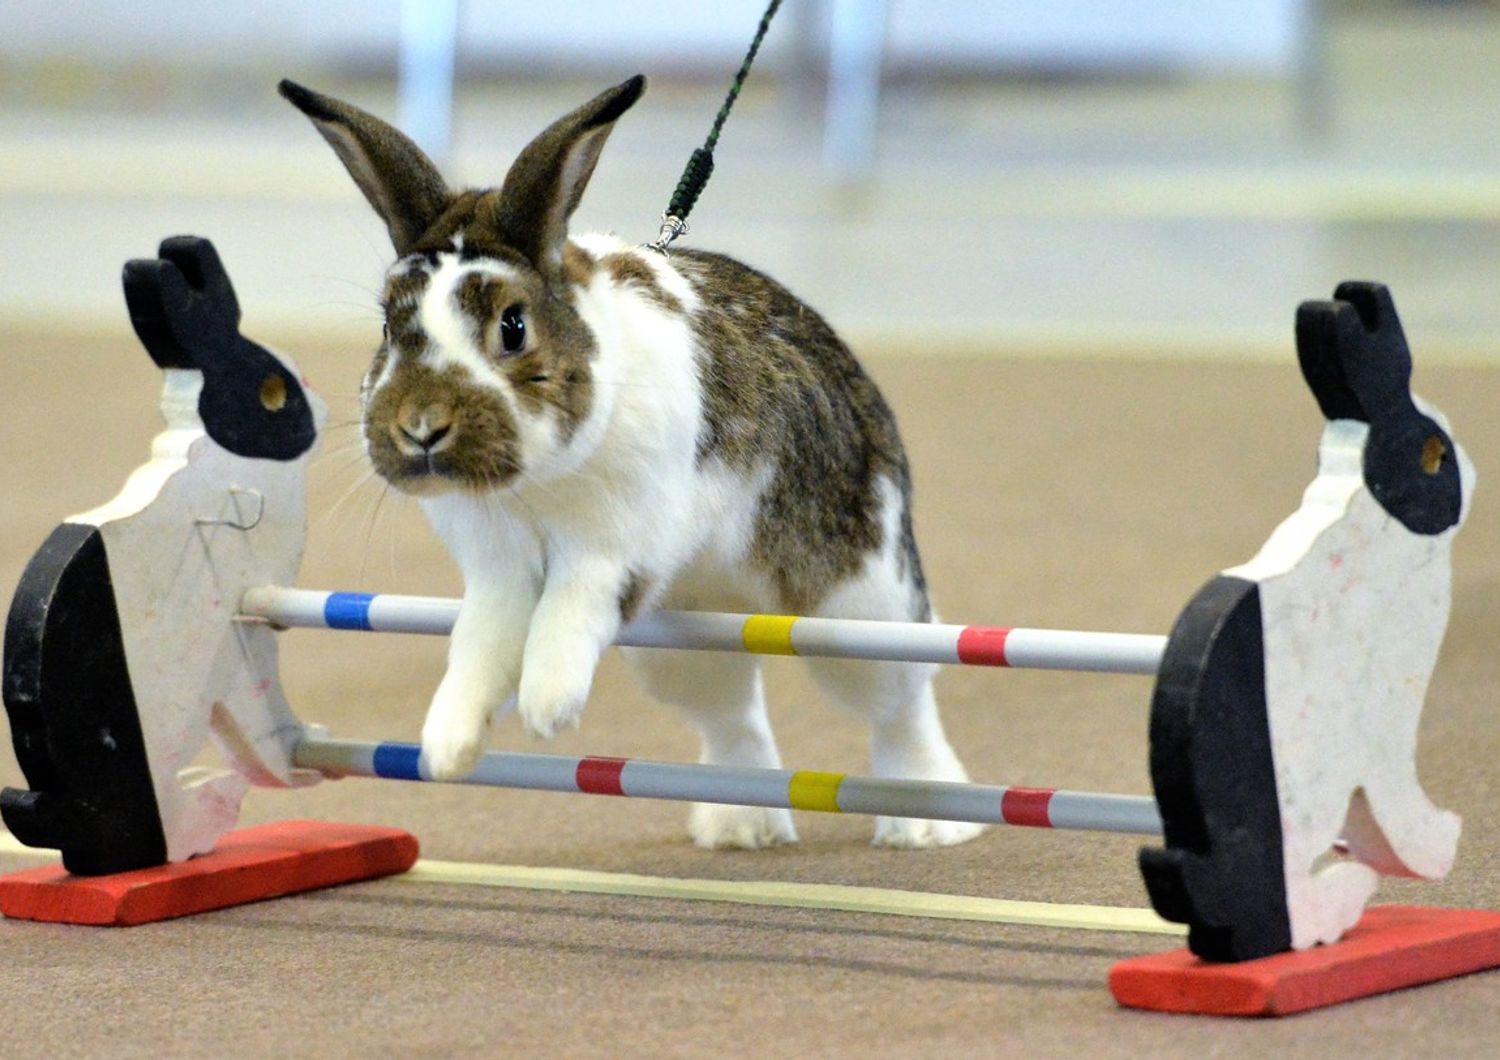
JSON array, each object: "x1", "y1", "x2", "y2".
[{"x1": 394, "y1": 404, "x2": 454, "y2": 453}]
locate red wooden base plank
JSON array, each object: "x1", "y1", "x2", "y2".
[
  {"x1": 1110, "y1": 905, "x2": 1500, "y2": 1016},
  {"x1": 0, "y1": 820, "x2": 419, "y2": 926}
]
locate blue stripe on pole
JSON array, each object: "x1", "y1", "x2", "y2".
[
  {"x1": 373, "y1": 742, "x2": 423, "y2": 780},
  {"x1": 324, "y1": 592, "x2": 375, "y2": 631}
]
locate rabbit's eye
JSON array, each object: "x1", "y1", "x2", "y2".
[{"x1": 499, "y1": 305, "x2": 526, "y2": 354}]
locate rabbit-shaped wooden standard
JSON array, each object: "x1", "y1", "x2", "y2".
[
  {"x1": 280, "y1": 76, "x2": 979, "y2": 849},
  {"x1": 0, "y1": 237, "x2": 325, "y2": 874},
  {"x1": 1140, "y1": 282, "x2": 1473, "y2": 961}
]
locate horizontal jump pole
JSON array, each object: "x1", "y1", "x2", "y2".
[
  {"x1": 242, "y1": 587, "x2": 1167, "y2": 675},
  {"x1": 293, "y1": 735, "x2": 1164, "y2": 836}
]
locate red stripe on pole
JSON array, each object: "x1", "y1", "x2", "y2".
[
  {"x1": 576, "y1": 756, "x2": 628, "y2": 796},
  {"x1": 1001, "y1": 787, "x2": 1055, "y2": 828},
  {"x1": 957, "y1": 626, "x2": 1012, "y2": 666}
]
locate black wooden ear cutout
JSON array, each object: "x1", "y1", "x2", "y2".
[
  {"x1": 1333, "y1": 282, "x2": 1462, "y2": 535},
  {"x1": 124, "y1": 236, "x2": 317, "y2": 462},
  {"x1": 158, "y1": 235, "x2": 242, "y2": 324},
  {"x1": 1295, "y1": 282, "x2": 1462, "y2": 535},
  {"x1": 123, "y1": 237, "x2": 244, "y2": 371},
  {"x1": 1295, "y1": 299, "x2": 1366, "y2": 422},
  {"x1": 123, "y1": 260, "x2": 198, "y2": 371},
  {"x1": 1331, "y1": 281, "x2": 1416, "y2": 426}
]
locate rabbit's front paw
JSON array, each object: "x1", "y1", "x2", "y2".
[
  {"x1": 517, "y1": 668, "x2": 590, "y2": 740},
  {"x1": 419, "y1": 693, "x2": 492, "y2": 781},
  {"x1": 690, "y1": 803, "x2": 798, "y2": 850},
  {"x1": 420, "y1": 723, "x2": 488, "y2": 781}
]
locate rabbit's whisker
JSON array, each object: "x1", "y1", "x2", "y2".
[
  {"x1": 314, "y1": 275, "x2": 385, "y2": 303},
  {"x1": 315, "y1": 466, "x2": 380, "y2": 534},
  {"x1": 311, "y1": 441, "x2": 371, "y2": 472},
  {"x1": 312, "y1": 300, "x2": 384, "y2": 317},
  {"x1": 358, "y1": 481, "x2": 393, "y2": 588}
]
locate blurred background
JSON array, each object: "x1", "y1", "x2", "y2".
[
  {"x1": 4, "y1": 17, "x2": 1500, "y2": 1045},
  {"x1": 2, "y1": 0, "x2": 1500, "y2": 362}
]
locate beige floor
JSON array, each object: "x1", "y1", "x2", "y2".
[{"x1": 1, "y1": 332, "x2": 1497, "y2": 1057}]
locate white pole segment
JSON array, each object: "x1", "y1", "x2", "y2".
[
  {"x1": 1000, "y1": 629, "x2": 1167, "y2": 674},
  {"x1": 623, "y1": 610, "x2": 748, "y2": 652},
  {"x1": 368, "y1": 594, "x2": 461, "y2": 635},
  {"x1": 789, "y1": 616, "x2": 962, "y2": 664}
]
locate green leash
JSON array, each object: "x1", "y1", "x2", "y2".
[{"x1": 646, "y1": 0, "x2": 784, "y2": 255}]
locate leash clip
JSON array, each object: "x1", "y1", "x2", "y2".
[{"x1": 644, "y1": 213, "x2": 689, "y2": 256}]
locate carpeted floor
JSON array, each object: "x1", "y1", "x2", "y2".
[{"x1": 1, "y1": 333, "x2": 1497, "y2": 1057}]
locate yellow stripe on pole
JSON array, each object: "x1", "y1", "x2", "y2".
[
  {"x1": 788, "y1": 770, "x2": 844, "y2": 812},
  {"x1": 741, "y1": 614, "x2": 797, "y2": 656}
]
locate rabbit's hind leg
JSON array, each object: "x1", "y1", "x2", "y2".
[
  {"x1": 622, "y1": 646, "x2": 797, "y2": 850},
  {"x1": 803, "y1": 652, "x2": 981, "y2": 848},
  {"x1": 802, "y1": 538, "x2": 982, "y2": 849}
]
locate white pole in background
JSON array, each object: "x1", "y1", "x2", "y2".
[
  {"x1": 824, "y1": 0, "x2": 889, "y2": 180},
  {"x1": 398, "y1": 0, "x2": 460, "y2": 165}
]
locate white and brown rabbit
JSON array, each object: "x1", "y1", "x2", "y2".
[{"x1": 281, "y1": 74, "x2": 980, "y2": 849}]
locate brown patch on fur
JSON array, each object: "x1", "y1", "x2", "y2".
[
  {"x1": 602, "y1": 253, "x2": 683, "y2": 314},
  {"x1": 563, "y1": 241, "x2": 597, "y2": 286},
  {"x1": 363, "y1": 360, "x2": 520, "y2": 493},
  {"x1": 401, "y1": 190, "x2": 530, "y2": 270},
  {"x1": 382, "y1": 270, "x2": 430, "y2": 357},
  {"x1": 376, "y1": 228, "x2": 600, "y2": 454},
  {"x1": 676, "y1": 250, "x2": 929, "y2": 617},
  {"x1": 496, "y1": 343, "x2": 595, "y2": 445},
  {"x1": 618, "y1": 570, "x2": 650, "y2": 623},
  {"x1": 363, "y1": 346, "x2": 390, "y2": 397},
  {"x1": 440, "y1": 266, "x2": 596, "y2": 445},
  {"x1": 452, "y1": 272, "x2": 495, "y2": 342}
]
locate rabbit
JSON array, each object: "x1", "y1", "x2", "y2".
[
  {"x1": 280, "y1": 74, "x2": 981, "y2": 849},
  {"x1": 1, "y1": 236, "x2": 325, "y2": 873},
  {"x1": 1140, "y1": 282, "x2": 1473, "y2": 960}
]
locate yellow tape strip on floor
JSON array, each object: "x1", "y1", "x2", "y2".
[
  {"x1": 402, "y1": 859, "x2": 1183, "y2": 935},
  {"x1": 0, "y1": 830, "x2": 1181, "y2": 936}
]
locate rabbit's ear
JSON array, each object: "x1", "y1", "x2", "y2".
[
  {"x1": 494, "y1": 75, "x2": 645, "y2": 282},
  {"x1": 280, "y1": 79, "x2": 450, "y2": 255}
]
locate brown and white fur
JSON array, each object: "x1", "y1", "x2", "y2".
[{"x1": 282, "y1": 75, "x2": 979, "y2": 848}]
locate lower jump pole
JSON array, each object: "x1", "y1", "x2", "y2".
[
  {"x1": 292, "y1": 735, "x2": 1165, "y2": 836},
  {"x1": 241, "y1": 587, "x2": 1168, "y2": 676}
]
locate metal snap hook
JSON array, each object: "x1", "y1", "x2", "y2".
[{"x1": 643, "y1": 213, "x2": 689, "y2": 256}]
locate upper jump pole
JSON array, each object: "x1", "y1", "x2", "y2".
[
  {"x1": 0, "y1": 238, "x2": 1477, "y2": 967},
  {"x1": 241, "y1": 587, "x2": 1168, "y2": 676}
]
